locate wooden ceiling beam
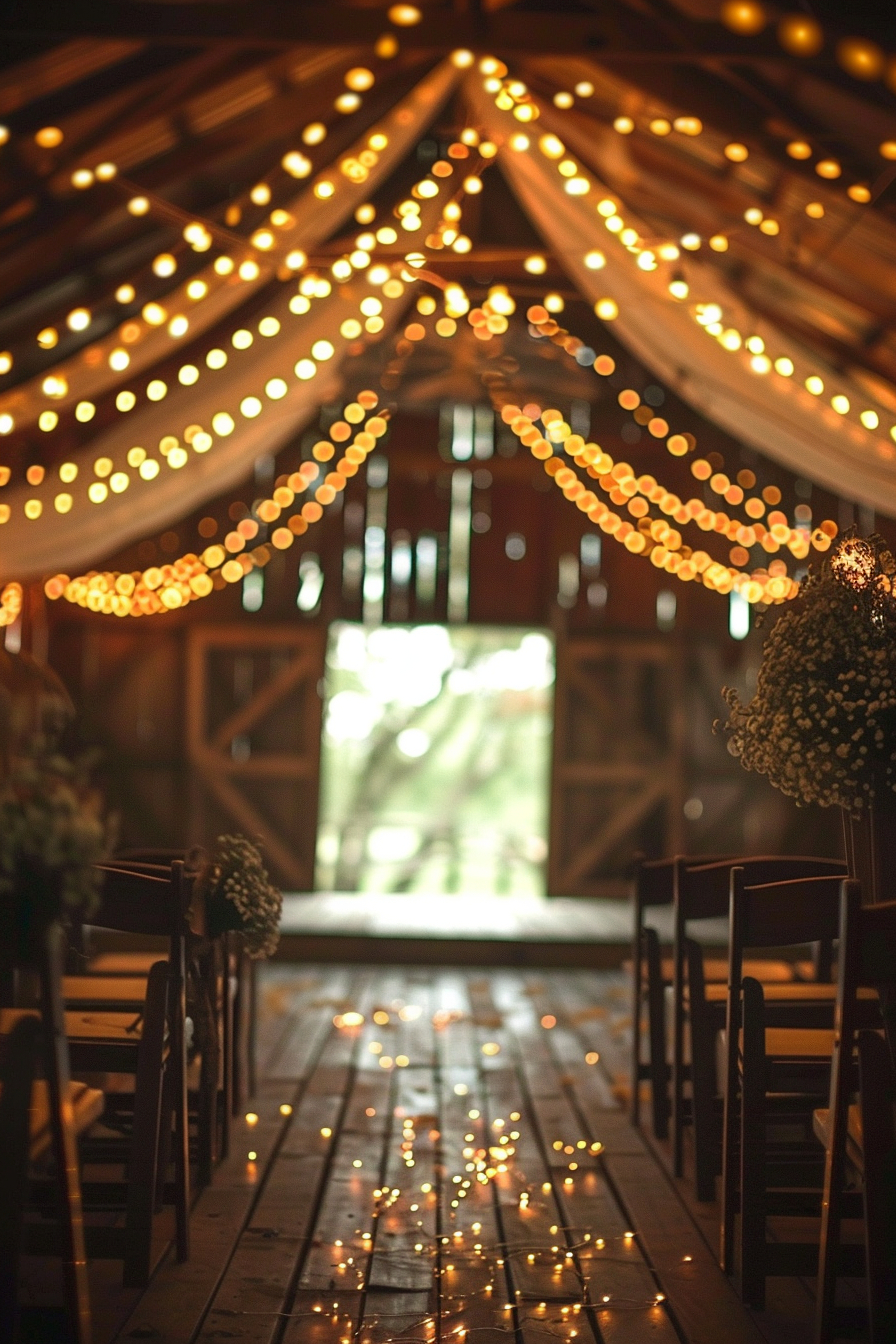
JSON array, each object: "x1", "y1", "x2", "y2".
[{"x1": 0, "y1": 0, "x2": 824, "y2": 61}]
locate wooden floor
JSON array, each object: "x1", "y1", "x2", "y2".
[
  {"x1": 106, "y1": 966, "x2": 815, "y2": 1344},
  {"x1": 277, "y1": 894, "x2": 727, "y2": 967}
]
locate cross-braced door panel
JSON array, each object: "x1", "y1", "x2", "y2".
[
  {"x1": 549, "y1": 636, "x2": 685, "y2": 897},
  {"x1": 186, "y1": 625, "x2": 325, "y2": 889}
]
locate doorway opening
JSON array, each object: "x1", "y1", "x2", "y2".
[{"x1": 316, "y1": 623, "x2": 554, "y2": 895}]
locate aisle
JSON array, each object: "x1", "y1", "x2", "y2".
[{"x1": 118, "y1": 967, "x2": 766, "y2": 1344}]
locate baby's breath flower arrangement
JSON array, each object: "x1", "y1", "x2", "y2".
[
  {"x1": 719, "y1": 533, "x2": 896, "y2": 816},
  {"x1": 206, "y1": 834, "x2": 282, "y2": 959},
  {"x1": 0, "y1": 749, "x2": 107, "y2": 919}
]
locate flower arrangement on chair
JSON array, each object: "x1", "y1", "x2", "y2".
[
  {"x1": 719, "y1": 532, "x2": 896, "y2": 816},
  {"x1": 0, "y1": 750, "x2": 108, "y2": 942},
  {"x1": 205, "y1": 834, "x2": 283, "y2": 959}
]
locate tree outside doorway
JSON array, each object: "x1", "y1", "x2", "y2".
[{"x1": 316, "y1": 623, "x2": 554, "y2": 896}]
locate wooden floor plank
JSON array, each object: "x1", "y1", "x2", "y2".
[
  {"x1": 116, "y1": 964, "x2": 819, "y2": 1344},
  {"x1": 114, "y1": 975, "x2": 357, "y2": 1344},
  {"x1": 358, "y1": 977, "x2": 439, "y2": 1339},
  {"x1": 491, "y1": 973, "x2": 669, "y2": 1344},
  {"x1": 433, "y1": 975, "x2": 529, "y2": 1344},
  {"x1": 194, "y1": 973, "x2": 376, "y2": 1344}
]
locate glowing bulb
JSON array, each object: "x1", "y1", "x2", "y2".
[
  {"x1": 388, "y1": 4, "x2": 421, "y2": 24},
  {"x1": 345, "y1": 67, "x2": 374, "y2": 92},
  {"x1": 720, "y1": 1, "x2": 767, "y2": 35},
  {"x1": 282, "y1": 151, "x2": 312, "y2": 178},
  {"x1": 778, "y1": 14, "x2": 823, "y2": 55}
]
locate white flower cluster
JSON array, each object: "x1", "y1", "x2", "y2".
[
  {"x1": 720, "y1": 534, "x2": 896, "y2": 814},
  {"x1": 209, "y1": 833, "x2": 282, "y2": 959}
]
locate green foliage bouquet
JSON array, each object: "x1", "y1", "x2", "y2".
[
  {"x1": 719, "y1": 534, "x2": 896, "y2": 815},
  {"x1": 206, "y1": 834, "x2": 282, "y2": 959},
  {"x1": 0, "y1": 749, "x2": 107, "y2": 918}
]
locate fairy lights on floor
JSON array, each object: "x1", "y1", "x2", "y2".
[{"x1": 250, "y1": 991, "x2": 676, "y2": 1343}]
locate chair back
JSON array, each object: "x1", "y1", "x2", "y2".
[
  {"x1": 835, "y1": 883, "x2": 896, "y2": 1068},
  {"x1": 681, "y1": 856, "x2": 846, "y2": 923},
  {"x1": 844, "y1": 893, "x2": 896, "y2": 992},
  {"x1": 731, "y1": 870, "x2": 845, "y2": 985},
  {"x1": 90, "y1": 861, "x2": 192, "y2": 946},
  {"x1": 815, "y1": 882, "x2": 896, "y2": 1340}
]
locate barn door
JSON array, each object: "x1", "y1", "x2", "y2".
[
  {"x1": 548, "y1": 635, "x2": 685, "y2": 897},
  {"x1": 186, "y1": 625, "x2": 325, "y2": 889}
]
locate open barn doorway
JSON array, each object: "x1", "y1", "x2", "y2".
[{"x1": 315, "y1": 623, "x2": 554, "y2": 896}]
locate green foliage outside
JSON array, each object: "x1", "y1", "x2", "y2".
[{"x1": 316, "y1": 623, "x2": 554, "y2": 895}]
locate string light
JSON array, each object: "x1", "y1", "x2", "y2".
[
  {"x1": 0, "y1": 55, "x2": 435, "y2": 432},
  {"x1": 44, "y1": 392, "x2": 388, "y2": 616},
  {"x1": 525, "y1": 304, "x2": 837, "y2": 562},
  {"x1": 479, "y1": 76, "x2": 896, "y2": 456},
  {"x1": 498, "y1": 378, "x2": 804, "y2": 607}
]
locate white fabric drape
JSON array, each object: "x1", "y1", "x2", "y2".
[
  {"x1": 470, "y1": 81, "x2": 896, "y2": 515},
  {"x1": 0, "y1": 57, "x2": 458, "y2": 431},
  {"x1": 0, "y1": 268, "x2": 418, "y2": 584}
]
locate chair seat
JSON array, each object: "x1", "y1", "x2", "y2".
[
  {"x1": 629, "y1": 955, "x2": 798, "y2": 984},
  {"x1": 702, "y1": 981, "x2": 839, "y2": 1004},
  {"x1": 1, "y1": 1006, "x2": 159, "y2": 1045},
  {"x1": 29, "y1": 1080, "x2": 105, "y2": 1160},
  {"x1": 757, "y1": 1027, "x2": 836, "y2": 1060},
  {"x1": 0, "y1": 1075, "x2": 105, "y2": 1161},
  {"x1": 88, "y1": 952, "x2": 163, "y2": 975},
  {"x1": 813, "y1": 1105, "x2": 865, "y2": 1173},
  {"x1": 717, "y1": 1027, "x2": 836, "y2": 1094},
  {"x1": 64, "y1": 975, "x2": 150, "y2": 1009}
]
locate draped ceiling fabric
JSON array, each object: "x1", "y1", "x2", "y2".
[
  {"x1": 0, "y1": 61, "x2": 457, "y2": 582},
  {"x1": 3, "y1": 13, "x2": 896, "y2": 589},
  {"x1": 0, "y1": 57, "x2": 457, "y2": 433},
  {"x1": 469, "y1": 83, "x2": 896, "y2": 516},
  {"x1": 525, "y1": 54, "x2": 896, "y2": 408}
]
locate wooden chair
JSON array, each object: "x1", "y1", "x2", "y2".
[
  {"x1": 59, "y1": 862, "x2": 192, "y2": 1283},
  {"x1": 89, "y1": 847, "x2": 251, "y2": 1155},
  {"x1": 629, "y1": 853, "x2": 734, "y2": 1139},
  {"x1": 672, "y1": 854, "x2": 846, "y2": 1198},
  {"x1": 0, "y1": 922, "x2": 100, "y2": 1344},
  {"x1": 719, "y1": 870, "x2": 878, "y2": 1308},
  {"x1": 815, "y1": 885, "x2": 896, "y2": 1344},
  {"x1": 630, "y1": 856, "x2": 677, "y2": 1138}
]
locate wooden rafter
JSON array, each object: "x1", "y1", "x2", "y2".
[{"x1": 0, "y1": 0, "x2": 844, "y2": 61}]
